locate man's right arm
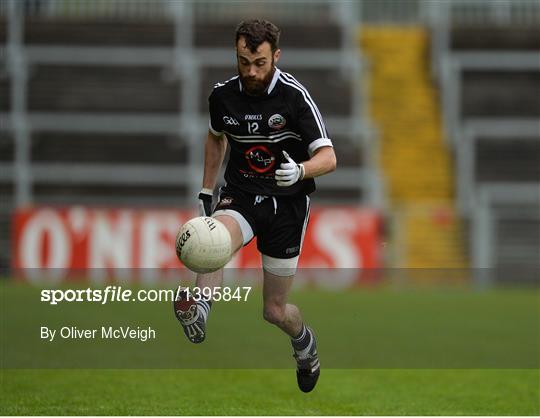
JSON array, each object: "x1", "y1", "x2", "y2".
[
  {"x1": 198, "y1": 130, "x2": 227, "y2": 216},
  {"x1": 202, "y1": 130, "x2": 227, "y2": 190}
]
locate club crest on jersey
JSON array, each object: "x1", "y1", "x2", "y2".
[{"x1": 268, "y1": 114, "x2": 286, "y2": 130}]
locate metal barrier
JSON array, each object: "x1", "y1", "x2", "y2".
[
  {"x1": 3, "y1": 0, "x2": 538, "y2": 274},
  {"x1": 3, "y1": 0, "x2": 539, "y2": 24},
  {"x1": 2, "y1": 0, "x2": 380, "y2": 209},
  {"x1": 439, "y1": 51, "x2": 540, "y2": 147},
  {"x1": 447, "y1": 0, "x2": 540, "y2": 26},
  {"x1": 0, "y1": 0, "x2": 169, "y2": 20},
  {"x1": 192, "y1": 1, "x2": 333, "y2": 23},
  {"x1": 0, "y1": 0, "x2": 332, "y2": 22},
  {"x1": 471, "y1": 183, "x2": 539, "y2": 285},
  {"x1": 456, "y1": 119, "x2": 540, "y2": 215}
]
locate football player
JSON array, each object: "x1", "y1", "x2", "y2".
[{"x1": 174, "y1": 19, "x2": 336, "y2": 393}]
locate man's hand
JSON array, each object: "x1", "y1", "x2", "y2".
[
  {"x1": 198, "y1": 188, "x2": 213, "y2": 216},
  {"x1": 275, "y1": 151, "x2": 305, "y2": 187}
]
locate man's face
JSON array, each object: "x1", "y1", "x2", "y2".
[{"x1": 236, "y1": 37, "x2": 280, "y2": 96}]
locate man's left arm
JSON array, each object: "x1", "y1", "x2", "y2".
[
  {"x1": 275, "y1": 88, "x2": 337, "y2": 187},
  {"x1": 301, "y1": 146, "x2": 336, "y2": 179},
  {"x1": 275, "y1": 147, "x2": 336, "y2": 187}
]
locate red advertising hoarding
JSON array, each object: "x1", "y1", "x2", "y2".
[{"x1": 12, "y1": 206, "x2": 382, "y2": 286}]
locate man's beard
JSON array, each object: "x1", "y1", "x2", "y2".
[{"x1": 239, "y1": 63, "x2": 275, "y2": 96}]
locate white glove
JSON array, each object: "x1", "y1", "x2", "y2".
[{"x1": 275, "y1": 151, "x2": 305, "y2": 187}]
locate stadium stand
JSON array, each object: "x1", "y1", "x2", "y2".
[
  {"x1": 358, "y1": 0, "x2": 539, "y2": 276},
  {"x1": 1, "y1": 0, "x2": 538, "y2": 281},
  {"x1": 462, "y1": 71, "x2": 540, "y2": 118},
  {"x1": 476, "y1": 138, "x2": 539, "y2": 183},
  {"x1": 194, "y1": 22, "x2": 342, "y2": 49},
  {"x1": 361, "y1": 26, "x2": 467, "y2": 269},
  {"x1": 0, "y1": 1, "x2": 378, "y2": 271},
  {"x1": 445, "y1": 8, "x2": 540, "y2": 282}
]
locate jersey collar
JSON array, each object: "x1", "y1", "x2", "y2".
[
  {"x1": 267, "y1": 67, "x2": 281, "y2": 94},
  {"x1": 238, "y1": 67, "x2": 281, "y2": 95}
]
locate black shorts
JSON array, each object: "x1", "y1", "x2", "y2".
[{"x1": 213, "y1": 184, "x2": 311, "y2": 259}]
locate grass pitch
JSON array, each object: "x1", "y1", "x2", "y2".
[
  {"x1": 1, "y1": 281, "x2": 539, "y2": 415},
  {"x1": 2, "y1": 369, "x2": 538, "y2": 415}
]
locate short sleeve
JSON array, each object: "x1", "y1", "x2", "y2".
[
  {"x1": 208, "y1": 90, "x2": 224, "y2": 136},
  {"x1": 295, "y1": 90, "x2": 333, "y2": 156}
]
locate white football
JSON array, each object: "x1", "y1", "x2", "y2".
[{"x1": 175, "y1": 216, "x2": 232, "y2": 273}]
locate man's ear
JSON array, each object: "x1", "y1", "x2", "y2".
[{"x1": 273, "y1": 49, "x2": 281, "y2": 64}]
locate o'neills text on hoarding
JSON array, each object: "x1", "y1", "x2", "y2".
[{"x1": 12, "y1": 207, "x2": 382, "y2": 286}]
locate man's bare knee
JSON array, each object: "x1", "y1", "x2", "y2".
[
  {"x1": 263, "y1": 304, "x2": 286, "y2": 326},
  {"x1": 214, "y1": 214, "x2": 243, "y2": 253}
]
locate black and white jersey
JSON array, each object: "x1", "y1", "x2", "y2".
[{"x1": 208, "y1": 68, "x2": 333, "y2": 197}]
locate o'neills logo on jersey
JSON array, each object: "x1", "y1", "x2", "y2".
[
  {"x1": 245, "y1": 145, "x2": 276, "y2": 173},
  {"x1": 245, "y1": 114, "x2": 262, "y2": 121},
  {"x1": 219, "y1": 197, "x2": 233, "y2": 206},
  {"x1": 268, "y1": 114, "x2": 286, "y2": 130}
]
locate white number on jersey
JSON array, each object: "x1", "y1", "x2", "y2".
[{"x1": 247, "y1": 122, "x2": 259, "y2": 134}]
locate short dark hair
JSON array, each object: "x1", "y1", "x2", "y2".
[{"x1": 235, "y1": 19, "x2": 281, "y2": 53}]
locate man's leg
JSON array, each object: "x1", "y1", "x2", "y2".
[
  {"x1": 262, "y1": 270, "x2": 301, "y2": 336},
  {"x1": 174, "y1": 214, "x2": 244, "y2": 343},
  {"x1": 196, "y1": 214, "x2": 244, "y2": 289},
  {"x1": 262, "y1": 268, "x2": 320, "y2": 393}
]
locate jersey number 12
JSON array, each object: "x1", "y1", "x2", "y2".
[{"x1": 247, "y1": 122, "x2": 259, "y2": 134}]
